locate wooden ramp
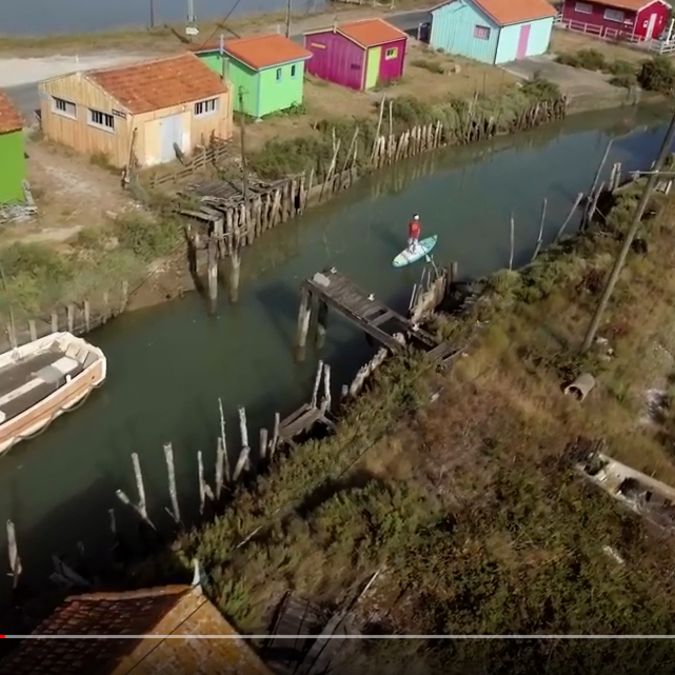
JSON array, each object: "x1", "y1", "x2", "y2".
[{"x1": 301, "y1": 269, "x2": 453, "y2": 361}]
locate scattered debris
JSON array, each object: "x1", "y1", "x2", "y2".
[
  {"x1": 0, "y1": 181, "x2": 38, "y2": 224},
  {"x1": 564, "y1": 372, "x2": 596, "y2": 402}
]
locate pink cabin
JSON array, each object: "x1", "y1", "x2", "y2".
[
  {"x1": 560, "y1": 0, "x2": 671, "y2": 41},
  {"x1": 303, "y1": 18, "x2": 408, "y2": 91}
]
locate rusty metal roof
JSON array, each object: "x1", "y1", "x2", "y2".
[
  {"x1": 0, "y1": 585, "x2": 274, "y2": 675},
  {"x1": 87, "y1": 53, "x2": 227, "y2": 115},
  {"x1": 0, "y1": 88, "x2": 23, "y2": 134}
]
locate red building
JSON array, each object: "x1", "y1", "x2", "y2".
[{"x1": 560, "y1": 0, "x2": 671, "y2": 41}]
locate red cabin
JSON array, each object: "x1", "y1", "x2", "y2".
[{"x1": 560, "y1": 0, "x2": 671, "y2": 41}]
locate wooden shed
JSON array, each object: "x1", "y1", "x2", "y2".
[
  {"x1": 193, "y1": 34, "x2": 312, "y2": 118},
  {"x1": 0, "y1": 88, "x2": 26, "y2": 204},
  {"x1": 304, "y1": 18, "x2": 408, "y2": 91},
  {"x1": 429, "y1": 0, "x2": 557, "y2": 64},
  {"x1": 0, "y1": 584, "x2": 274, "y2": 675},
  {"x1": 38, "y1": 53, "x2": 233, "y2": 168}
]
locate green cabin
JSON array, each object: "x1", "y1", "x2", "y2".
[
  {"x1": 0, "y1": 88, "x2": 26, "y2": 204},
  {"x1": 194, "y1": 34, "x2": 312, "y2": 119}
]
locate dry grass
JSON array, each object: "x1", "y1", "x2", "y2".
[{"x1": 133, "y1": 182, "x2": 675, "y2": 670}]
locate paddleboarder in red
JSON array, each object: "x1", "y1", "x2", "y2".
[{"x1": 408, "y1": 214, "x2": 421, "y2": 253}]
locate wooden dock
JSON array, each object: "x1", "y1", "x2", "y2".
[{"x1": 297, "y1": 268, "x2": 454, "y2": 362}]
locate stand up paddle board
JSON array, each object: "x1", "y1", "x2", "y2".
[{"x1": 392, "y1": 235, "x2": 438, "y2": 268}]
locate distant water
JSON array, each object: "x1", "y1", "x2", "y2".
[{"x1": 0, "y1": 0, "x2": 326, "y2": 36}]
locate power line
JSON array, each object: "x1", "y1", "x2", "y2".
[{"x1": 194, "y1": 0, "x2": 244, "y2": 51}]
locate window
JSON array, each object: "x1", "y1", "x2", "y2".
[
  {"x1": 310, "y1": 42, "x2": 326, "y2": 49},
  {"x1": 276, "y1": 68, "x2": 282, "y2": 82},
  {"x1": 291, "y1": 64, "x2": 297, "y2": 77},
  {"x1": 194, "y1": 98, "x2": 218, "y2": 116},
  {"x1": 474, "y1": 25, "x2": 491, "y2": 40},
  {"x1": 604, "y1": 8, "x2": 624, "y2": 21},
  {"x1": 574, "y1": 1, "x2": 593, "y2": 13},
  {"x1": 88, "y1": 108, "x2": 114, "y2": 131},
  {"x1": 385, "y1": 47, "x2": 398, "y2": 60},
  {"x1": 52, "y1": 96, "x2": 77, "y2": 119}
]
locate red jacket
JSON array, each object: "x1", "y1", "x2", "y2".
[{"x1": 408, "y1": 220, "x2": 421, "y2": 238}]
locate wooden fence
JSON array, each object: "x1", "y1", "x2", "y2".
[
  {"x1": 1, "y1": 281, "x2": 130, "y2": 353},
  {"x1": 147, "y1": 142, "x2": 232, "y2": 189}
]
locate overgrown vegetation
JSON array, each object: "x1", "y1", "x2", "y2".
[
  {"x1": 0, "y1": 212, "x2": 182, "y2": 325},
  {"x1": 248, "y1": 80, "x2": 562, "y2": 179},
  {"x1": 555, "y1": 49, "x2": 675, "y2": 93},
  {"x1": 134, "y1": 179, "x2": 675, "y2": 670}
]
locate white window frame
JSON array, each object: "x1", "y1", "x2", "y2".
[
  {"x1": 574, "y1": 1, "x2": 593, "y2": 14},
  {"x1": 290, "y1": 64, "x2": 297, "y2": 78},
  {"x1": 88, "y1": 108, "x2": 115, "y2": 132},
  {"x1": 194, "y1": 98, "x2": 218, "y2": 116},
  {"x1": 52, "y1": 96, "x2": 77, "y2": 119},
  {"x1": 604, "y1": 7, "x2": 624, "y2": 22}
]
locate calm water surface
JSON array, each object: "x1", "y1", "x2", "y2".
[
  {"x1": 0, "y1": 106, "x2": 669, "y2": 603},
  {"x1": 0, "y1": 0, "x2": 326, "y2": 36}
]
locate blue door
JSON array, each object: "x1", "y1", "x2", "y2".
[{"x1": 159, "y1": 114, "x2": 183, "y2": 162}]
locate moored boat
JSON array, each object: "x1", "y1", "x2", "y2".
[{"x1": 0, "y1": 332, "x2": 106, "y2": 455}]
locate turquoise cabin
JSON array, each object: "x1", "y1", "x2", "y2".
[
  {"x1": 192, "y1": 34, "x2": 312, "y2": 119},
  {"x1": 428, "y1": 0, "x2": 557, "y2": 65}
]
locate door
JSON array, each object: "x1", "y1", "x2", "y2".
[
  {"x1": 516, "y1": 24, "x2": 531, "y2": 60},
  {"x1": 159, "y1": 114, "x2": 183, "y2": 162},
  {"x1": 646, "y1": 13, "x2": 657, "y2": 40},
  {"x1": 365, "y1": 46, "x2": 381, "y2": 90}
]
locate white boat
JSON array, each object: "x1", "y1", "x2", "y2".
[{"x1": 0, "y1": 332, "x2": 106, "y2": 455}]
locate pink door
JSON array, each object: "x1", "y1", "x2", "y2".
[{"x1": 516, "y1": 24, "x2": 531, "y2": 59}]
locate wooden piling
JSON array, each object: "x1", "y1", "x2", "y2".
[
  {"x1": 51, "y1": 312, "x2": 58, "y2": 333},
  {"x1": 218, "y1": 397, "x2": 231, "y2": 484},
  {"x1": 321, "y1": 363, "x2": 332, "y2": 412},
  {"x1": 270, "y1": 412, "x2": 280, "y2": 459},
  {"x1": 103, "y1": 292, "x2": 110, "y2": 322},
  {"x1": 120, "y1": 281, "x2": 129, "y2": 313},
  {"x1": 229, "y1": 250, "x2": 241, "y2": 304},
  {"x1": 67, "y1": 304, "x2": 75, "y2": 333},
  {"x1": 6, "y1": 519, "x2": 22, "y2": 589},
  {"x1": 532, "y1": 198, "x2": 547, "y2": 261},
  {"x1": 296, "y1": 287, "x2": 312, "y2": 360},
  {"x1": 557, "y1": 192, "x2": 584, "y2": 241},
  {"x1": 315, "y1": 301, "x2": 328, "y2": 348},
  {"x1": 163, "y1": 443, "x2": 181, "y2": 524},
  {"x1": 311, "y1": 360, "x2": 324, "y2": 409},
  {"x1": 83, "y1": 300, "x2": 91, "y2": 333},
  {"x1": 260, "y1": 428, "x2": 268, "y2": 462},
  {"x1": 207, "y1": 234, "x2": 219, "y2": 312},
  {"x1": 508, "y1": 213, "x2": 515, "y2": 271},
  {"x1": 116, "y1": 453, "x2": 156, "y2": 530},
  {"x1": 28, "y1": 320, "x2": 37, "y2": 342},
  {"x1": 233, "y1": 406, "x2": 251, "y2": 481}
]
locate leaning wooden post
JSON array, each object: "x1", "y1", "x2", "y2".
[
  {"x1": 197, "y1": 451, "x2": 214, "y2": 515},
  {"x1": 532, "y1": 197, "x2": 547, "y2": 261},
  {"x1": 270, "y1": 412, "x2": 281, "y2": 459},
  {"x1": 229, "y1": 249, "x2": 241, "y2": 304},
  {"x1": 508, "y1": 213, "x2": 515, "y2": 271},
  {"x1": 218, "y1": 398, "x2": 231, "y2": 484},
  {"x1": 115, "y1": 453, "x2": 156, "y2": 531},
  {"x1": 207, "y1": 234, "x2": 219, "y2": 313},
  {"x1": 296, "y1": 287, "x2": 312, "y2": 362},
  {"x1": 315, "y1": 301, "x2": 329, "y2": 348},
  {"x1": 556, "y1": 192, "x2": 584, "y2": 241},
  {"x1": 311, "y1": 360, "x2": 324, "y2": 409},
  {"x1": 163, "y1": 443, "x2": 181, "y2": 525},
  {"x1": 259, "y1": 428, "x2": 269, "y2": 463},
  {"x1": 321, "y1": 363, "x2": 332, "y2": 413},
  {"x1": 6, "y1": 519, "x2": 22, "y2": 589},
  {"x1": 233, "y1": 406, "x2": 250, "y2": 481}
]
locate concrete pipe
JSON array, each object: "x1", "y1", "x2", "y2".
[{"x1": 564, "y1": 373, "x2": 596, "y2": 402}]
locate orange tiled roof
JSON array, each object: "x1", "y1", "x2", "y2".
[
  {"x1": 431, "y1": 0, "x2": 556, "y2": 25},
  {"x1": 88, "y1": 53, "x2": 227, "y2": 115},
  {"x1": 224, "y1": 34, "x2": 311, "y2": 70},
  {"x1": 332, "y1": 18, "x2": 408, "y2": 48},
  {"x1": 0, "y1": 88, "x2": 23, "y2": 133}
]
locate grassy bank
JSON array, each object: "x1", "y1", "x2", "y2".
[
  {"x1": 132, "y1": 178, "x2": 675, "y2": 668},
  {"x1": 247, "y1": 77, "x2": 560, "y2": 179},
  {"x1": 0, "y1": 210, "x2": 182, "y2": 329}
]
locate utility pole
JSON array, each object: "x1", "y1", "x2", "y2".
[
  {"x1": 285, "y1": 0, "x2": 292, "y2": 38},
  {"x1": 580, "y1": 109, "x2": 675, "y2": 353},
  {"x1": 185, "y1": 0, "x2": 199, "y2": 41},
  {"x1": 149, "y1": 0, "x2": 155, "y2": 29}
]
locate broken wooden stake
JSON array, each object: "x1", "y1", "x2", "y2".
[
  {"x1": 163, "y1": 443, "x2": 181, "y2": 525},
  {"x1": 6, "y1": 519, "x2": 22, "y2": 589},
  {"x1": 233, "y1": 406, "x2": 251, "y2": 481}
]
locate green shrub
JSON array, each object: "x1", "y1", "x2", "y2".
[
  {"x1": 604, "y1": 59, "x2": 636, "y2": 77},
  {"x1": 575, "y1": 48, "x2": 607, "y2": 71},
  {"x1": 610, "y1": 73, "x2": 637, "y2": 89},
  {"x1": 410, "y1": 58, "x2": 445, "y2": 74},
  {"x1": 112, "y1": 213, "x2": 181, "y2": 261},
  {"x1": 555, "y1": 53, "x2": 579, "y2": 68},
  {"x1": 638, "y1": 56, "x2": 675, "y2": 94}
]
